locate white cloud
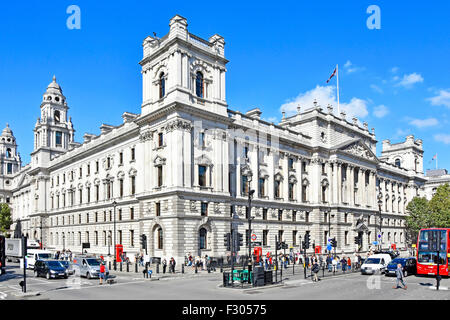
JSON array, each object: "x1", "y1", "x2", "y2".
[
  {"x1": 427, "y1": 89, "x2": 450, "y2": 108},
  {"x1": 343, "y1": 60, "x2": 364, "y2": 74},
  {"x1": 390, "y1": 67, "x2": 399, "y2": 74},
  {"x1": 370, "y1": 84, "x2": 383, "y2": 94},
  {"x1": 280, "y1": 85, "x2": 368, "y2": 119},
  {"x1": 408, "y1": 118, "x2": 438, "y2": 128},
  {"x1": 393, "y1": 128, "x2": 410, "y2": 140},
  {"x1": 434, "y1": 134, "x2": 450, "y2": 144},
  {"x1": 263, "y1": 117, "x2": 278, "y2": 123},
  {"x1": 373, "y1": 105, "x2": 389, "y2": 118},
  {"x1": 396, "y1": 72, "x2": 424, "y2": 88}
]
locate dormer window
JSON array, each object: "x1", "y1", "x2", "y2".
[
  {"x1": 195, "y1": 72, "x2": 204, "y2": 98},
  {"x1": 54, "y1": 110, "x2": 61, "y2": 123},
  {"x1": 159, "y1": 72, "x2": 165, "y2": 99},
  {"x1": 55, "y1": 131, "x2": 62, "y2": 147}
]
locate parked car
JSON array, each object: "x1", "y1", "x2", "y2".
[
  {"x1": 361, "y1": 254, "x2": 392, "y2": 275},
  {"x1": 72, "y1": 256, "x2": 109, "y2": 279},
  {"x1": 385, "y1": 257, "x2": 416, "y2": 277},
  {"x1": 34, "y1": 260, "x2": 68, "y2": 279},
  {"x1": 25, "y1": 250, "x2": 53, "y2": 269},
  {"x1": 59, "y1": 260, "x2": 75, "y2": 275}
]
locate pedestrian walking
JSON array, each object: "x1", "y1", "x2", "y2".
[
  {"x1": 305, "y1": 256, "x2": 310, "y2": 269},
  {"x1": 170, "y1": 257, "x2": 176, "y2": 273},
  {"x1": 347, "y1": 257, "x2": 352, "y2": 271},
  {"x1": 162, "y1": 258, "x2": 167, "y2": 274},
  {"x1": 312, "y1": 261, "x2": 320, "y2": 282},
  {"x1": 99, "y1": 261, "x2": 106, "y2": 285},
  {"x1": 393, "y1": 263, "x2": 407, "y2": 290},
  {"x1": 341, "y1": 257, "x2": 347, "y2": 273}
]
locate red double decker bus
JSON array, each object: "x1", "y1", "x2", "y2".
[{"x1": 416, "y1": 228, "x2": 450, "y2": 276}]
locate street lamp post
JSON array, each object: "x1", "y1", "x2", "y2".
[
  {"x1": 112, "y1": 200, "x2": 117, "y2": 269},
  {"x1": 108, "y1": 234, "x2": 111, "y2": 256},
  {"x1": 377, "y1": 192, "x2": 383, "y2": 251},
  {"x1": 246, "y1": 171, "x2": 255, "y2": 282},
  {"x1": 63, "y1": 233, "x2": 65, "y2": 251}
]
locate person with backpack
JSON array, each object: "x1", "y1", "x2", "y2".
[{"x1": 312, "y1": 261, "x2": 320, "y2": 282}]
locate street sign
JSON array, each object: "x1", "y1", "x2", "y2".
[
  {"x1": 412, "y1": 244, "x2": 416, "y2": 248},
  {"x1": 373, "y1": 241, "x2": 378, "y2": 245},
  {"x1": 377, "y1": 234, "x2": 382, "y2": 239},
  {"x1": 5, "y1": 239, "x2": 22, "y2": 257},
  {"x1": 251, "y1": 234, "x2": 257, "y2": 241},
  {"x1": 326, "y1": 244, "x2": 332, "y2": 251}
]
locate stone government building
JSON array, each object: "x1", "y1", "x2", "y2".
[{"x1": 0, "y1": 15, "x2": 434, "y2": 262}]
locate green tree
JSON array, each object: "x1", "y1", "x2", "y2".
[
  {"x1": 0, "y1": 203, "x2": 12, "y2": 234},
  {"x1": 428, "y1": 183, "x2": 450, "y2": 228},
  {"x1": 405, "y1": 196, "x2": 430, "y2": 244}
]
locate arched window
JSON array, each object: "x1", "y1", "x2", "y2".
[
  {"x1": 157, "y1": 227, "x2": 163, "y2": 250},
  {"x1": 6, "y1": 148, "x2": 11, "y2": 158},
  {"x1": 159, "y1": 72, "x2": 165, "y2": 99},
  {"x1": 395, "y1": 158, "x2": 401, "y2": 167},
  {"x1": 196, "y1": 72, "x2": 204, "y2": 98},
  {"x1": 199, "y1": 228, "x2": 207, "y2": 249},
  {"x1": 54, "y1": 110, "x2": 61, "y2": 123}
]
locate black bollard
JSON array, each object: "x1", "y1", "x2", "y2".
[
  {"x1": 109, "y1": 261, "x2": 111, "y2": 271},
  {"x1": 120, "y1": 262, "x2": 122, "y2": 272},
  {"x1": 195, "y1": 265, "x2": 198, "y2": 273},
  {"x1": 127, "y1": 262, "x2": 129, "y2": 272},
  {"x1": 135, "y1": 263, "x2": 138, "y2": 273},
  {"x1": 114, "y1": 260, "x2": 117, "y2": 271},
  {"x1": 182, "y1": 264, "x2": 184, "y2": 274}
]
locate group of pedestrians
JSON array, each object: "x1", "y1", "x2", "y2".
[
  {"x1": 162, "y1": 257, "x2": 177, "y2": 273},
  {"x1": 54, "y1": 249, "x2": 73, "y2": 261},
  {"x1": 186, "y1": 253, "x2": 212, "y2": 271}
]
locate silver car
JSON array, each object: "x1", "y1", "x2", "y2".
[{"x1": 73, "y1": 257, "x2": 108, "y2": 279}]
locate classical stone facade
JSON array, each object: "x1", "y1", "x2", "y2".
[{"x1": 0, "y1": 15, "x2": 434, "y2": 262}]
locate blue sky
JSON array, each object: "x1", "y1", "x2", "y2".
[{"x1": 0, "y1": 1, "x2": 449, "y2": 171}]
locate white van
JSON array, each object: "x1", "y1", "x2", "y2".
[
  {"x1": 361, "y1": 254, "x2": 392, "y2": 275},
  {"x1": 25, "y1": 250, "x2": 53, "y2": 269}
]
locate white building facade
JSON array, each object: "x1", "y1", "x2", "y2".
[{"x1": 0, "y1": 15, "x2": 432, "y2": 262}]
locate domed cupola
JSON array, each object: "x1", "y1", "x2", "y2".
[
  {"x1": 42, "y1": 76, "x2": 66, "y2": 105},
  {"x1": 1, "y1": 123, "x2": 13, "y2": 138}
]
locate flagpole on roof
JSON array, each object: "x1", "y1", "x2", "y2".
[
  {"x1": 436, "y1": 153, "x2": 438, "y2": 170},
  {"x1": 336, "y1": 64, "x2": 340, "y2": 114}
]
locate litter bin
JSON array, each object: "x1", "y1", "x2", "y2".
[
  {"x1": 253, "y1": 266, "x2": 265, "y2": 287},
  {"x1": 264, "y1": 271, "x2": 273, "y2": 285}
]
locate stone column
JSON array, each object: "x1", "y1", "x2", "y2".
[
  {"x1": 296, "y1": 156, "x2": 303, "y2": 202},
  {"x1": 349, "y1": 165, "x2": 354, "y2": 205},
  {"x1": 282, "y1": 153, "x2": 289, "y2": 201},
  {"x1": 337, "y1": 163, "x2": 342, "y2": 204}
]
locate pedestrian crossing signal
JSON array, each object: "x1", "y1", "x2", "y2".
[
  {"x1": 331, "y1": 237, "x2": 337, "y2": 248},
  {"x1": 140, "y1": 234, "x2": 147, "y2": 249}
]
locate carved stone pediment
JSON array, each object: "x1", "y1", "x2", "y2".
[{"x1": 338, "y1": 139, "x2": 377, "y2": 161}]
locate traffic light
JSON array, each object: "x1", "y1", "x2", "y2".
[
  {"x1": 304, "y1": 233, "x2": 310, "y2": 249},
  {"x1": 276, "y1": 241, "x2": 281, "y2": 250},
  {"x1": 238, "y1": 233, "x2": 244, "y2": 247},
  {"x1": 354, "y1": 236, "x2": 360, "y2": 245},
  {"x1": 224, "y1": 233, "x2": 231, "y2": 251},
  {"x1": 140, "y1": 234, "x2": 147, "y2": 249},
  {"x1": 282, "y1": 242, "x2": 288, "y2": 249}
]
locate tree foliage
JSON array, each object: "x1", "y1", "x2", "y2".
[
  {"x1": 405, "y1": 183, "x2": 450, "y2": 244},
  {"x1": 0, "y1": 203, "x2": 12, "y2": 234}
]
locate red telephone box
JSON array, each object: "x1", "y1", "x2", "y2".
[
  {"x1": 253, "y1": 247, "x2": 262, "y2": 262},
  {"x1": 315, "y1": 245, "x2": 322, "y2": 254},
  {"x1": 116, "y1": 244, "x2": 123, "y2": 262}
]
